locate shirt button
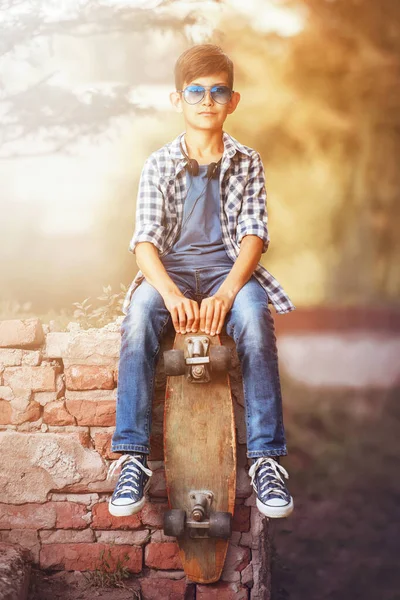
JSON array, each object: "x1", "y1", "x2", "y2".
[{"x1": 169, "y1": 179, "x2": 174, "y2": 185}]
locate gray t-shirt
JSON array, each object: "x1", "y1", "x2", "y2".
[{"x1": 161, "y1": 164, "x2": 234, "y2": 269}]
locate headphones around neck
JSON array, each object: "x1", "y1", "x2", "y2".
[
  {"x1": 179, "y1": 138, "x2": 222, "y2": 179},
  {"x1": 175, "y1": 137, "x2": 223, "y2": 236}
]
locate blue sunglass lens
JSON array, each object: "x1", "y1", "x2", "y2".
[
  {"x1": 184, "y1": 86, "x2": 204, "y2": 102},
  {"x1": 183, "y1": 85, "x2": 232, "y2": 104}
]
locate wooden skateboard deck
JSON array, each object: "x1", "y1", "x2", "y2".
[{"x1": 163, "y1": 333, "x2": 237, "y2": 584}]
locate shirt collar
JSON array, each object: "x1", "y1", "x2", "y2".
[{"x1": 168, "y1": 130, "x2": 251, "y2": 170}]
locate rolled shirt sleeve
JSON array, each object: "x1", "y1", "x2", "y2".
[
  {"x1": 129, "y1": 155, "x2": 166, "y2": 255},
  {"x1": 236, "y1": 151, "x2": 270, "y2": 253}
]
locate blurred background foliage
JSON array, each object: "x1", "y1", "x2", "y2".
[{"x1": 1, "y1": 0, "x2": 399, "y2": 327}]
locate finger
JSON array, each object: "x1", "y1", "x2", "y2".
[
  {"x1": 210, "y1": 304, "x2": 221, "y2": 336},
  {"x1": 217, "y1": 309, "x2": 227, "y2": 335},
  {"x1": 184, "y1": 300, "x2": 195, "y2": 331},
  {"x1": 177, "y1": 304, "x2": 186, "y2": 332},
  {"x1": 200, "y1": 300, "x2": 208, "y2": 332},
  {"x1": 171, "y1": 308, "x2": 180, "y2": 333},
  {"x1": 191, "y1": 301, "x2": 200, "y2": 332},
  {"x1": 204, "y1": 303, "x2": 214, "y2": 334}
]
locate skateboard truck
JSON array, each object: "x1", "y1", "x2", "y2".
[
  {"x1": 163, "y1": 490, "x2": 232, "y2": 539},
  {"x1": 186, "y1": 490, "x2": 214, "y2": 538},
  {"x1": 186, "y1": 336, "x2": 211, "y2": 383},
  {"x1": 163, "y1": 335, "x2": 231, "y2": 384}
]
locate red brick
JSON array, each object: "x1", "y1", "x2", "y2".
[
  {"x1": 0, "y1": 349, "x2": 23, "y2": 367},
  {"x1": 147, "y1": 467, "x2": 167, "y2": 498},
  {"x1": 93, "y1": 432, "x2": 120, "y2": 460},
  {"x1": 22, "y1": 350, "x2": 41, "y2": 366},
  {"x1": 196, "y1": 581, "x2": 248, "y2": 599},
  {"x1": 0, "y1": 400, "x2": 12, "y2": 424},
  {"x1": 11, "y1": 400, "x2": 41, "y2": 425},
  {"x1": 91, "y1": 502, "x2": 141, "y2": 530},
  {"x1": 43, "y1": 401, "x2": 75, "y2": 425},
  {"x1": 0, "y1": 501, "x2": 89, "y2": 531},
  {"x1": 65, "y1": 399, "x2": 115, "y2": 426},
  {"x1": 3, "y1": 366, "x2": 56, "y2": 393},
  {"x1": 144, "y1": 542, "x2": 181, "y2": 570},
  {"x1": 55, "y1": 502, "x2": 87, "y2": 529},
  {"x1": 40, "y1": 529, "x2": 94, "y2": 544},
  {"x1": 0, "y1": 318, "x2": 44, "y2": 349},
  {"x1": 39, "y1": 542, "x2": 142, "y2": 572},
  {"x1": 0, "y1": 503, "x2": 56, "y2": 529},
  {"x1": 139, "y1": 578, "x2": 192, "y2": 599},
  {"x1": 65, "y1": 365, "x2": 114, "y2": 391},
  {"x1": 222, "y1": 545, "x2": 251, "y2": 581},
  {"x1": 140, "y1": 502, "x2": 169, "y2": 528},
  {"x1": 232, "y1": 504, "x2": 251, "y2": 532},
  {"x1": 78, "y1": 430, "x2": 92, "y2": 448}
]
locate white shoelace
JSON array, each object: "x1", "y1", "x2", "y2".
[
  {"x1": 248, "y1": 457, "x2": 289, "y2": 499},
  {"x1": 107, "y1": 454, "x2": 153, "y2": 497}
]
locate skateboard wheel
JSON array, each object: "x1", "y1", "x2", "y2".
[
  {"x1": 163, "y1": 509, "x2": 186, "y2": 537},
  {"x1": 209, "y1": 511, "x2": 232, "y2": 538},
  {"x1": 209, "y1": 346, "x2": 231, "y2": 372},
  {"x1": 164, "y1": 350, "x2": 186, "y2": 376}
]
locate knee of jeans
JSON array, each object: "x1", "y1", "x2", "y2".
[
  {"x1": 121, "y1": 302, "x2": 154, "y2": 340},
  {"x1": 235, "y1": 305, "x2": 275, "y2": 346}
]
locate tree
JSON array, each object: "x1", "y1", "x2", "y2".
[
  {"x1": 280, "y1": 0, "x2": 400, "y2": 302},
  {"x1": 0, "y1": 0, "x2": 201, "y2": 159}
]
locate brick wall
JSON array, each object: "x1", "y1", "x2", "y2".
[
  {"x1": 1, "y1": 309, "x2": 398, "y2": 599},
  {"x1": 0, "y1": 317, "x2": 270, "y2": 600}
]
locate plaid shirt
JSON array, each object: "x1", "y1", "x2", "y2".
[{"x1": 122, "y1": 130, "x2": 295, "y2": 315}]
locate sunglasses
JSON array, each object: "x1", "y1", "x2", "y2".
[{"x1": 178, "y1": 84, "x2": 233, "y2": 105}]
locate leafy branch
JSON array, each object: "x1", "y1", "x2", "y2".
[{"x1": 72, "y1": 283, "x2": 128, "y2": 329}]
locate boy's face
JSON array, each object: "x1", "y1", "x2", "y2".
[{"x1": 170, "y1": 71, "x2": 240, "y2": 135}]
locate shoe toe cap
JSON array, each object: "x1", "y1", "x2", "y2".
[
  {"x1": 263, "y1": 497, "x2": 290, "y2": 507},
  {"x1": 111, "y1": 495, "x2": 137, "y2": 506}
]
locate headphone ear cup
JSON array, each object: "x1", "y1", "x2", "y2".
[{"x1": 180, "y1": 138, "x2": 199, "y2": 177}]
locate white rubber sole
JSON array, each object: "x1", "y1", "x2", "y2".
[
  {"x1": 108, "y1": 479, "x2": 151, "y2": 517},
  {"x1": 256, "y1": 496, "x2": 294, "y2": 519}
]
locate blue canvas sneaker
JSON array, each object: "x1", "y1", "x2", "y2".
[
  {"x1": 248, "y1": 457, "x2": 294, "y2": 518},
  {"x1": 107, "y1": 453, "x2": 153, "y2": 517}
]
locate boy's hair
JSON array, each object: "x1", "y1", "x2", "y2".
[{"x1": 174, "y1": 44, "x2": 234, "y2": 91}]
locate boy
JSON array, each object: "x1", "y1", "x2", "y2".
[{"x1": 107, "y1": 44, "x2": 295, "y2": 519}]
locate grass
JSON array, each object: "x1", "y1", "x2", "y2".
[{"x1": 82, "y1": 546, "x2": 140, "y2": 595}]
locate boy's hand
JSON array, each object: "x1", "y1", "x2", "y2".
[
  {"x1": 163, "y1": 291, "x2": 200, "y2": 334},
  {"x1": 199, "y1": 292, "x2": 234, "y2": 336}
]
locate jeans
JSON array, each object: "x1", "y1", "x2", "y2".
[{"x1": 111, "y1": 265, "x2": 287, "y2": 459}]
